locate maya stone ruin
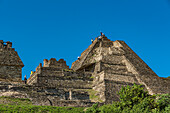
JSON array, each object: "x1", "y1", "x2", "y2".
[{"x1": 0, "y1": 34, "x2": 169, "y2": 107}]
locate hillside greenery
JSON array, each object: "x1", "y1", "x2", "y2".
[
  {"x1": 0, "y1": 84, "x2": 169, "y2": 113},
  {"x1": 86, "y1": 84, "x2": 170, "y2": 113}
]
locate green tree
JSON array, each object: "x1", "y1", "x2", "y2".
[
  {"x1": 85, "y1": 84, "x2": 170, "y2": 113},
  {"x1": 118, "y1": 84, "x2": 153, "y2": 109},
  {"x1": 156, "y1": 93, "x2": 170, "y2": 111},
  {"x1": 85, "y1": 103, "x2": 100, "y2": 113}
]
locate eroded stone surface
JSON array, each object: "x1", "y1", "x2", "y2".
[
  {"x1": 0, "y1": 35, "x2": 169, "y2": 106},
  {"x1": 0, "y1": 40, "x2": 24, "y2": 82}
]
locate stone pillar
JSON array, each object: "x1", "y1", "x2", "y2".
[
  {"x1": 6, "y1": 41, "x2": 12, "y2": 48},
  {"x1": 94, "y1": 62, "x2": 101, "y2": 73},
  {"x1": 0, "y1": 40, "x2": 3, "y2": 48},
  {"x1": 99, "y1": 41, "x2": 102, "y2": 47},
  {"x1": 39, "y1": 63, "x2": 42, "y2": 67},
  {"x1": 43, "y1": 59, "x2": 49, "y2": 67},
  {"x1": 69, "y1": 90, "x2": 72, "y2": 100}
]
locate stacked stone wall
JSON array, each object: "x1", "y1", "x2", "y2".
[
  {"x1": 43, "y1": 58, "x2": 69, "y2": 69},
  {"x1": 0, "y1": 81, "x2": 93, "y2": 107},
  {"x1": 102, "y1": 55, "x2": 124, "y2": 65},
  {"x1": 101, "y1": 41, "x2": 113, "y2": 47},
  {"x1": 0, "y1": 40, "x2": 24, "y2": 82},
  {"x1": 0, "y1": 66, "x2": 22, "y2": 81},
  {"x1": 37, "y1": 75, "x2": 92, "y2": 89},
  {"x1": 105, "y1": 73, "x2": 137, "y2": 83},
  {"x1": 104, "y1": 80, "x2": 136, "y2": 103},
  {"x1": 116, "y1": 41, "x2": 170, "y2": 94},
  {"x1": 92, "y1": 71, "x2": 106, "y2": 102},
  {"x1": 41, "y1": 67, "x2": 63, "y2": 77}
]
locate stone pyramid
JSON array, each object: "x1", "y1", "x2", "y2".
[{"x1": 71, "y1": 33, "x2": 170, "y2": 103}]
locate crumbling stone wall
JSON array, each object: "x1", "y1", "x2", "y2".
[
  {"x1": 0, "y1": 40, "x2": 24, "y2": 82},
  {"x1": 71, "y1": 35, "x2": 170, "y2": 104},
  {"x1": 0, "y1": 66, "x2": 22, "y2": 81},
  {"x1": 26, "y1": 58, "x2": 93, "y2": 105},
  {"x1": 27, "y1": 58, "x2": 93, "y2": 89},
  {"x1": 92, "y1": 71, "x2": 106, "y2": 102},
  {"x1": 115, "y1": 41, "x2": 170, "y2": 94},
  {"x1": 0, "y1": 81, "x2": 94, "y2": 107},
  {"x1": 1, "y1": 35, "x2": 169, "y2": 107}
]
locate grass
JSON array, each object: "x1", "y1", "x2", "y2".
[
  {"x1": 0, "y1": 96, "x2": 32, "y2": 105},
  {"x1": 0, "y1": 96, "x2": 85, "y2": 113},
  {"x1": 0, "y1": 104, "x2": 85, "y2": 113}
]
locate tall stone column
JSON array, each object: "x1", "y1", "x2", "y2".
[
  {"x1": 94, "y1": 62, "x2": 101, "y2": 73},
  {"x1": 69, "y1": 90, "x2": 72, "y2": 100},
  {"x1": 6, "y1": 41, "x2": 12, "y2": 48},
  {"x1": 0, "y1": 40, "x2": 3, "y2": 48}
]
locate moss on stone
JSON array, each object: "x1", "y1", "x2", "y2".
[
  {"x1": 87, "y1": 89, "x2": 103, "y2": 103},
  {"x1": 0, "y1": 96, "x2": 32, "y2": 105}
]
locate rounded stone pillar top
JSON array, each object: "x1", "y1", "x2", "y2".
[
  {"x1": 0, "y1": 40, "x2": 3, "y2": 48},
  {"x1": 43, "y1": 59, "x2": 48, "y2": 63},
  {"x1": 58, "y1": 59, "x2": 66, "y2": 63},
  {"x1": 6, "y1": 41, "x2": 12, "y2": 44},
  {"x1": 43, "y1": 59, "x2": 49, "y2": 67},
  {"x1": 0, "y1": 40, "x2": 3, "y2": 43},
  {"x1": 6, "y1": 41, "x2": 12, "y2": 48}
]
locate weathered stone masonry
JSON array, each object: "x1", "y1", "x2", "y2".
[
  {"x1": 0, "y1": 35, "x2": 169, "y2": 107},
  {"x1": 26, "y1": 58, "x2": 93, "y2": 106},
  {"x1": 71, "y1": 34, "x2": 170, "y2": 104},
  {"x1": 0, "y1": 40, "x2": 24, "y2": 82}
]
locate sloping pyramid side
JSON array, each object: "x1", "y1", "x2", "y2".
[
  {"x1": 71, "y1": 36, "x2": 170, "y2": 103},
  {"x1": 116, "y1": 41, "x2": 170, "y2": 94}
]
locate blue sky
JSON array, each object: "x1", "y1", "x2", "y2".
[{"x1": 0, "y1": 0, "x2": 170, "y2": 79}]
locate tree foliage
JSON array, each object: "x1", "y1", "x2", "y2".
[
  {"x1": 85, "y1": 84, "x2": 170, "y2": 113},
  {"x1": 118, "y1": 84, "x2": 152, "y2": 109}
]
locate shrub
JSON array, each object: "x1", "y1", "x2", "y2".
[
  {"x1": 85, "y1": 103, "x2": 100, "y2": 113},
  {"x1": 118, "y1": 84, "x2": 152, "y2": 109},
  {"x1": 86, "y1": 84, "x2": 170, "y2": 113},
  {"x1": 156, "y1": 93, "x2": 170, "y2": 111}
]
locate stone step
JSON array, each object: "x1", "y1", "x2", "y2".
[
  {"x1": 0, "y1": 85, "x2": 8, "y2": 90},
  {"x1": 105, "y1": 74, "x2": 138, "y2": 83},
  {"x1": 105, "y1": 69, "x2": 128, "y2": 74},
  {"x1": 105, "y1": 70, "x2": 135, "y2": 77},
  {"x1": 103, "y1": 62, "x2": 127, "y2": 67},
  {"x1": 105, "y1": 66, "x2": 127, "y2": 72}
]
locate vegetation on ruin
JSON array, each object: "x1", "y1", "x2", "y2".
[
  {"x1": 0, "y1": 96, "x2": 32, "y2": 105},
  {"x1": 0, "y1": 96, "x2": 84, "y2": 113},
  {"x1": 87, "y1": 89, "x2": 103, "y2": 103},
  {"x1": 63, "y1": 69, "x2": 75, "y2": 72},
  {"x1": 0, "y1": 84, "x2": 169, "y2": 113},
  {"x1": 85, "y1": 84, "x2": 170, "y2": 113}
]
